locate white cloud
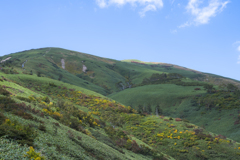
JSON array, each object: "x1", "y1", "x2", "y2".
[
  {"x1": 96, "y1": 0, "x2": 107, "y2": 8},
  {"x1": 179, "y1": 0, "x2": 230, "y2": 28},
  {"x1": 237, "y1": 55, "x2": 240, "y2": 64},
  {"x1": 139, "y1": 4, "x2": 157, "y2": 17},
  {"x1": 95, "y1": 0, "x2": 163, "y2": 17},
  {"x1": 233, "y1": 41, "x2": 240, "y2": 52},
  {"x1": 178, "y1": 21, "x2": 192, "y2": 28}
]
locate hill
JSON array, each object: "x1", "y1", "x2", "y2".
[{"x1": 0, "y1": 47, "x2": 240, "y2": 160}]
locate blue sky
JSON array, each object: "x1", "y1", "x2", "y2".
[{"x1": 0, "y1": 0, "x2": 240, "y2": 80}]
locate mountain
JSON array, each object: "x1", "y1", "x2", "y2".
[{"x1": 0, "y1": 47, "x2": 240, "y2": 160}]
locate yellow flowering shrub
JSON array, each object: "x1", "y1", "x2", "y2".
[{"x1": 24, "y1": 146, "x2": 45, "y2": 160}]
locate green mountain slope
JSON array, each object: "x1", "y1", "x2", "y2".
[
  {"x1": 0, "y1": 47, "x2": 213, "y2": 95},
  {"x1": 0, "y1": 72, "x2": 170, "y2": 160},
  {"x1": 1, "y1": 47, "x2": 240, "y2": 160},
  {"x1": 108, "y1": 83, "x2": 240, "y2": 142}
]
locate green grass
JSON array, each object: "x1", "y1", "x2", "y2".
[{"x1": 108, "y1": 84, "x2": 206, "y2": 109}]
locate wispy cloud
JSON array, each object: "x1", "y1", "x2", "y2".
[
  {"x1": 170, "y1": 0, "x2": 175, "y2": 5},
  {"x1": 179, "y1": 0, "x2": 230, "y2": 28},
  {"x1": 237, "y1": 55, "x2": 240, "y2": 64},
  {"x1": 170, "y1": 29, "x2": 177, "y2": 34},
  {"x1": 95, "y1": 0, "x2": 163, "y2": 17},
  {"x1": 233, "y1": 41, "x2": 240, "y2": 45},
  {"x1": 233, "y1": 41, "x2": 240, "y2": 52},
  {"x1": 96, "y1": 0, "x2": 107, "y2": 8}
]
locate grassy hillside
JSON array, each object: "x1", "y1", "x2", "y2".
[
  {"x1": 0, "y1": 47, "x2": 212, "y2": 95},
  {"x1": 0, "y1": 72, "x2": 170, "y2": 160},
  {"x1": 108, "y1": 84, "x2": 206, "y2": 108},
  {"x1": 108, "y1": 83, "x2": 240, "y2": 142},
  {"x1": 1, "y1": 47, "x2": 240, "y2": 160},
  {"x1": 1, "y1": 71, "x2": 240, "y2": 159}
]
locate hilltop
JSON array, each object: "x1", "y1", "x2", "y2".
[{"x1": 0, "y1": 47, "x2": 240, "y2": 160}]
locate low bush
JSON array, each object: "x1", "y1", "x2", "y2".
[
  {"x1": 38, "y1": 124, "x2": 47, "y2": 132},
  {"x1": 49, "y1": 82, "x2": 57, "y2": 87},
  {"x1": 16, "y1": 96, "x2": 32, "y2": 103},
  {"x1": 0, "y1": 119, "x2": 37, "y2": 146},
  {"x1": 42, "y1": 96, "x2": 50, "y2": 103},
  {"x1": 13, "y1": 110, "x2": 34, "y2": 120},
  {"x1": 0, "y1": 112, "x2": 7, "y2": 125},
  {"x1": 0, "y1": 86, "x2": 10, "y2": 96},
  {"x1": 24, "y1": 146, "x2": 45, "y2": 160}
]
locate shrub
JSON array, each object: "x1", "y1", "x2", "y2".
[
  {"x1": 67, "y1": 130, "x2": 75, "y2": 140},
  {"x1": 24, "y1": 146, "x2": 45, "y2": 160},
  {"x1": 175, "y1": 118, "x2": 182, "y2": 121},
  {"x1": 38, "y1": 124, "x2": 47, "y2": 132},
  {"x1": 37, "y1": 71, "x2": 41, "y2": 77},
  {"x1": 42, "y1": 96, "x2": 50, "y2": 103},
  {"x1": 13, "y1": 110, "x2": 34, "y2": 120},
  {"x1": 169, "y1": 117, "x2": 173, "y2": 120},
  {"x1": 196, "y1": 133, "x2": 212, "y2": 140},
  {"x1": 104, "y1": 126, "x2": 116, "y2": 138},
  {"x1": 0, "y1": 86, "x2": 10, "y2": 96},
  {"x1": 0, "y1": 113, "x2": 7, "y2": 125},
  {"x1": 234, "y1": 120, "x2": 240, "y2": 125},
  {"x1": 152, "y1": 154, "x2": 166, "y2": 160},
  {"x1": 16, "y1": 96, "x2": 32, "y2": 103},
  {"x1": 193, "y1": 128, "x2": 203, "y2": 135},
  {"x1": 52, "y1": 122, "x2": 60, "y2": 127},
  {"x1": 131, "y1": 140, "x2": 141, "y2": 153},
  {"x1": 116, "y1": 138, "x2": 127, "y2": 148},
  {"x1": 185, "y1": 124, "x2": 194, "y2": 128},
  {"x1": 139, "y1": 144, "x2": 153, "y2": 155},
  {"x1": 194, "y1": 88, "x2": 201, "y2": 90},
  {"x1": 69, "y1": 117, "x2": 81, "y2": 131},
  {"x1": 0, "y1": 119, "x2": 37, "y2": 146},
  {"x1": 49, "y1": 82, "x2": 57, "y2": 87}
]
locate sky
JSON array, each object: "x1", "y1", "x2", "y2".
[{"x1": 0, "y1": 0, "x2": 240, "y2": 80}]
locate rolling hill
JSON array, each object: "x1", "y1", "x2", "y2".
[{"x1": 0, "y1": 47, "x2": 240, "y2": 160}]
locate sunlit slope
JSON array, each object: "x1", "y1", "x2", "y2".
[
  {"x1": 1, "y1": 74, "x2": 240, "y2": 160},
  {"x1": 0, "y1": 72, "x2": 172, "y2": 160},
  {"x1": 108, "y1": 84, "x2": 240, "y2": 142},
  {"x1": 1, "y1": 57, "x2": 240, "y2": 159},
  {"x1": 1, "y1": 47, "x2": 211, "y2": 95},
  {"x1": 108, "y1": 84, "x2": 206, "y2": 108}
]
